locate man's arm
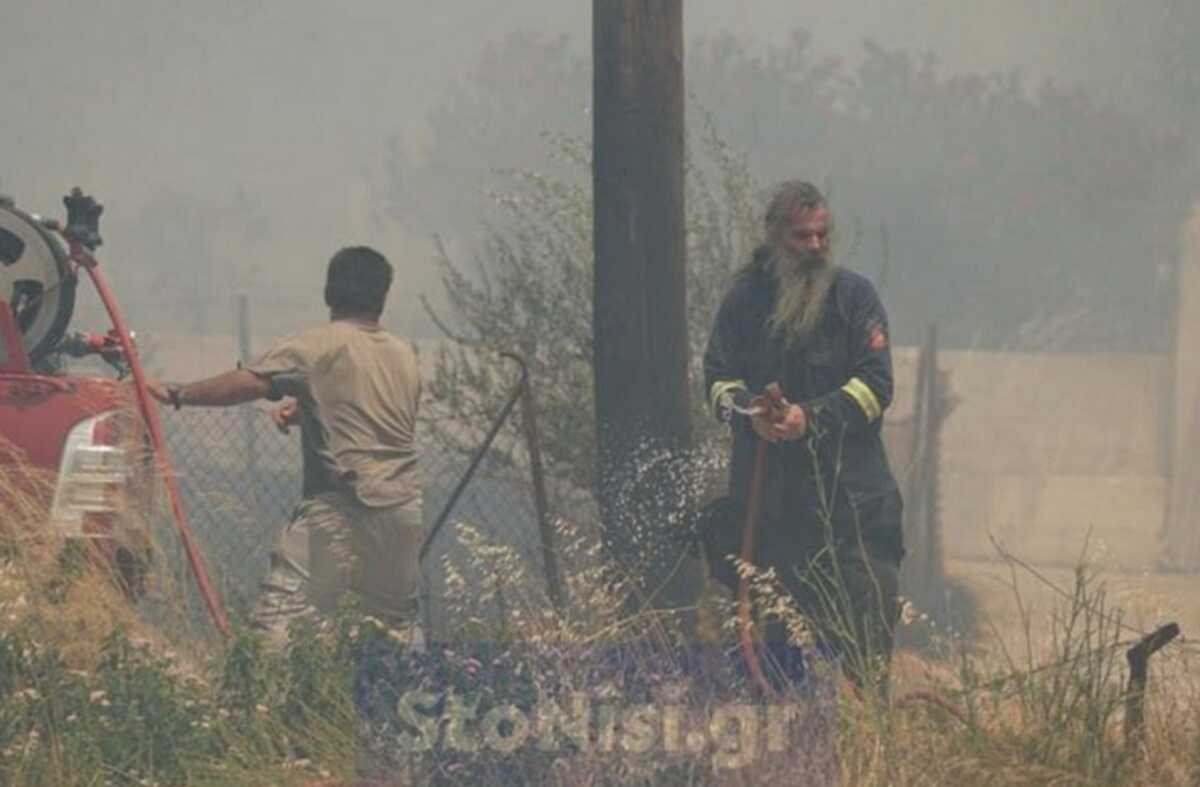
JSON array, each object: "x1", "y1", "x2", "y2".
[
  {"x1": 798, "y1": 278, "x2": 894, "y2": 437},
  {"x1": 703, "y1": 287, "x2": 754, "y2": 423},
  {"x1": 148, "y1": 369, "x2": 273, "y2": 409}
]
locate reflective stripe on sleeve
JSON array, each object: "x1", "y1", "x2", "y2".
[
  {"x1": 709, "y1": 379, "x2": 748, "y2": 412},
  {"x1": 840, "y1": 376, "x2": 883, "y2": 422}
]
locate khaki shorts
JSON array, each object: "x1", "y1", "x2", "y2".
[{"x1": 251, "y1": 491, "x2": 423, "y2": 649}]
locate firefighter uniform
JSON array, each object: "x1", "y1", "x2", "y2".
[{"x1": 703, "y1": 248, "x2": 904, "y2": 684}]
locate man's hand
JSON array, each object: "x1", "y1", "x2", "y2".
[
  {"x1": 272, "y1": 398, "x2": 300, "y2": 433},
  {"x1": 774, "y1": 402, "x2": 808, "y2": 441},
  {"x1": 750, "y1": 401, "x2": 807, "y2": 443},
  {"x1": 146, "y1": 381, "x2": 175, "y2": 406},
  {"x1": 750, "y1": 411, "x2": 778, "y2": 443}
]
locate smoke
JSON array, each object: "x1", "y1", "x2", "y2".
[{"x1": 3, "y1": 0, "x2": 1192, "y2": 342}]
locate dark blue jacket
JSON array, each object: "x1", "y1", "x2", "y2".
[{"x1": 703, "y1": 249, "x2": 900, "y2": 546}]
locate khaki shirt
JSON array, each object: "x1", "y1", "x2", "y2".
[{"x1": 246, "y1": 320, "x2": 421, "y2": 507}]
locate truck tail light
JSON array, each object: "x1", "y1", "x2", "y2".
[{"x1": 49, "y1": 411, "x2": 130, "y2": 538}]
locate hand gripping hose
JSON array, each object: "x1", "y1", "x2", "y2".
[{"x1": 736, "y1": 383, "x2": 973, "y2": 718}]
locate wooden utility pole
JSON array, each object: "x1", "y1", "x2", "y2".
[{"x1": 592, "y1": 0, "x2": 694, "y2": 608}]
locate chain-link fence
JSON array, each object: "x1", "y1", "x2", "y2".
[
  {"x1": 156, "y1": 401, "x2": 549, "y2": 637},
  {"x1": 160, "y1": 405, "x2": 300, "y2": 614},
  {"x1": 152, "y1": 338, "x2": 947, "y2": 638}
]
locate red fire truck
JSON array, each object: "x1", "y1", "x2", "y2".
[{"x1": 0, "y1": 192, "x2": 197, "y2": 605}]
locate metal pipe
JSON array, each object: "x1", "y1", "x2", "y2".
[
  {"x1": 513, "y1": 353, "x2": 564, "y2": 611},
  {"x1": 419, "y1": 352, "x2": 527, "y2": 563}
]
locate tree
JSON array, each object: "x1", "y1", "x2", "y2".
[
  {"x1": 391, "y1": 29, "x2": 1195, "y2": 353},
  {"x1": 421, "y1": 126, "x2": 759, "y2": 538}
]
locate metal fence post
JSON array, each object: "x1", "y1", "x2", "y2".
[
  {"x1": 518, "y1": 366, "x2": 565, "y2": 611},
  {"x1": 418, "y1": 351, "x2": 566, "y2": 621},
  {"x1": 1125, "y1": 623, "x2": 1180, "y2": 753},
  {"x1": 903, "y1": 324, "x2": 945, "y2": 616},
  {"x1": 923, "y1": 324, "x2": 944, "y2": 603},
  {"x1": 236, "y1": 294, "x2": 259, "y2": 497}
]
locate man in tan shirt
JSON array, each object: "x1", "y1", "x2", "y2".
[{"x1": 150, "y1": 246, "x2": 422, "y2": 648}]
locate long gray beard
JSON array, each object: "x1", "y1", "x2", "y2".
[{"x1": 767, "y1": 250, "x2": 837, "y2": 352}]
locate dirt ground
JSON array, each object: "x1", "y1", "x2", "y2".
[{"x1": 934, "y1": 556, "x2": 1200, "y2": 671}]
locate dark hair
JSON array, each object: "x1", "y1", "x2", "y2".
[{"x1": 324, "y1": 246, "x2": 393, "y2": 315}]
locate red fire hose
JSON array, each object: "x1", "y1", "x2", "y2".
[{"x1": 63, "y1": 238, "x2": 230, "y2": 636}]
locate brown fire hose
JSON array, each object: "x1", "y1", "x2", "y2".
[
  {"x1": 735, "y1": 384, "x2": 970, "y2": 722},
  {"x1": 738, "y1": 382, "x2": 786, "y2": 699}
]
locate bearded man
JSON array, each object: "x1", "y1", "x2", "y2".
[{"x1": 703, "y1": 181, "x2": 904, "y2": 690}]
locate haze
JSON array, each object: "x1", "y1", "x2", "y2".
[{"x1": 2, "y1": 1, "x2": 1190, "y2": 340}]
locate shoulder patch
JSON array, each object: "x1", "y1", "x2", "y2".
[{"x1": 868, "y1": 325, "x2": 888, "y2": 351}]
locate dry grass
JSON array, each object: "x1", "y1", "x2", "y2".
[
  {"x1": 425, "y1": 515, "x2": 1200, "y2": 786},
  {"x1": 6, "y1": 432, "x2": 1200, "y2": 785},
  {"x1": 0, "y1": 437, "x2": 148, "y2": 666},
  {"x1": 858, "y1": 549, "x2": 1200, "y2": 787}
]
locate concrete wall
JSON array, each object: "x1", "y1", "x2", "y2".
[
  {"x1": 936, "y1": 350, "x2": 1169, "y2": 569},
  {"x1": 1165, "y1": 207, "x2": 1200, "y2": 568},
  {"x1": 145, "y1": 309, "x2": 1185, "y2": 574}
]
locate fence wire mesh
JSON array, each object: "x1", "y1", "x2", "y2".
[
  {"x1": 155, "y1": 403, "x2": 545, "y2": 637},
  {"x1": 150, "y1": 347, "x2": 942, "y2": 638}
]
